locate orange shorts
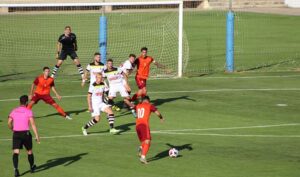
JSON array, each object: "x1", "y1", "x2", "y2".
[
  {"x1": 136, "y1": 124, "x2": 151, "y2": 142},
  {"x1": 31, "y1": 93, "x2": 56, "y2": 105}
]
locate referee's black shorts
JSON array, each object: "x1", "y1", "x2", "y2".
[
  {"x1": 12, "y1": 131, "x2": 33, "y2": 150},
  {"x1": 59, "y1": 50, "x2": 78, "y2": 60}
]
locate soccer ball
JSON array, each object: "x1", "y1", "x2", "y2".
[{"x1": 169, "y1": 148, "x2": 179, "y2": 158}]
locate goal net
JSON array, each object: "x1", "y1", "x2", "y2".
[{"x1": 0, "y1": 1, "x2": 189, "y2": 81}]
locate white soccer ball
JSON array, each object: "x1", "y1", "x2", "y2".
[{"x1": 169, "y1": 148, "x2": 179, "y2": 158}]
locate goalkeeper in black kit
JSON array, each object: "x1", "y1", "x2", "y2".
[{"x1": 51, "y1": 26, "x2": 84, "y2": 81}]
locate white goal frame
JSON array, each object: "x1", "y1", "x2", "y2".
[{"x1": 0, "y1": 1, "x2": 184, "y2": 77}]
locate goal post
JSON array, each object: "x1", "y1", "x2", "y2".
[{"x1": 0, "y1": 1, "x2": 185, "y2": 78}]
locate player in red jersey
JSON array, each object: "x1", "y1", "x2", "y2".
[
  {"x1": 135, "y1": 96, "x2": 164, "y2": 164},
  {"x1": 131, "y1": 47, "x2": 166, "y2": 102},
  {"x1": 27, "y1": 67, "x2": 71, "y2": 120}
]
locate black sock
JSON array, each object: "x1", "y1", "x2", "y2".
[
  {"x1": 52, "y1": 65, "x2": 60, "y2": 77},
  {"x1": 77, "y1": 64, "x2": 84, "y2": 77},
  {"x1": 107, "y1": 114, "x2": 115, "y2": 129},
  {"x1": 28, "y1": 154, "x2": 34, "y2": 167},
  {"x1": 84, "y1": 118, "x2": 98, "y2": 129},
  {"x1": 13, "y1": 153, "x2": 19, "y2": 169}
]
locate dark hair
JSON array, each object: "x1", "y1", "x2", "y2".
[
  {"x1": 94, "y1": 52, "x2": 101, "y2": 56},
  {"x1": 141, "y1": 95, "x2": 150, "y2": 101},
  {"x1": 65, "y1": 26, "x2": 71, "y2": 29},
  {"x1": 129, "y1": 54, "x2": 136, "y2": 58},
  {"x1": 107, "y1": 58, "x2": 113, "y2": 62},
  {"x1": 19, "y1": 95, "x2": 28, "y2": 105},
  {"x1": 141, "y1": 47, "x2": 148, "y2": 52},
  {"x1": 43, "y1": 66, "x2": 50, "y2": 71}
]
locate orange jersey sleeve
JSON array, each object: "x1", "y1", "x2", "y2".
[
  {"x1": 34, "y1": 75, "x2": 54, "y2": 95},
  {"x1": 135, "y1": 56, "x2": 154, "y2": 79},
  {"x1": 136, "y1": 102, "x2": 157, "y2": 126}
]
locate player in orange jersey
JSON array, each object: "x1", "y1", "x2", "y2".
[
  {"x1": 135, "y1": 96, "x2": 164, "y2": 164},
  {"x1": 27, "y1": 67, "x2": 72, "y2": 120},
  {"x1": 131, "y1": 47, "x2": 166, "y2": 102}
]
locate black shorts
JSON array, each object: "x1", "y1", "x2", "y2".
[
  {"x1": 59, "y1": 50, "x2": 78, "y2": 60},
  {"x1": 12, "y1": 131, "x2": 32, "y2": 150}
]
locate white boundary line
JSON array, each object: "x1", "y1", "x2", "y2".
[
  {"x1": 1, "y1": 123, "x2": 299, "y2": 141},
  {"x1": 1, "y1": 88, "x2": 300, "y2": 102},
  {"x1": 1, "y1": 75, "x2": 300, "y2": 86}
]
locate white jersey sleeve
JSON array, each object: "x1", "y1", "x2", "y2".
[
  {"x1": 86, "y1": 64, "x2": 91, "y2": 71},
  {"x1": 120, "y1": 60, "x2": 133, "y2": 74}
]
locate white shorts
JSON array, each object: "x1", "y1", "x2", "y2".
[
  {"x1": 109, "y1": 84, "x2": 129, "y2": 98},
  {"x1": 91, "y1": 102, "x2": 110, "y2": 117}
]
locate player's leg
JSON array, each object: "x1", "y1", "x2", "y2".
[
  {"x1": 102, "y1": 105, "x2": 120, "y2": 134},
  {"x1": 82, "y1": 103, "x2": 101, "y2": 135},
  {"x1": 136, "y1": 124, "x2": 151, "y2": 164},
  {"x1": 51, "y1": 55, "x2": 65, "y2": 78},
  {"x1": 27, "y1": 94, "x2": 40, "y2": 109},
  {"x1": 24, "y1": 132, "x2": 36, "y2": 173},
  {"x1": 12, "y1": 133, "x2": 21, "y2": 176},
  {"x1": 131, "y1": 77, "x2": 147, "y2": 102},
  {"x1": 50, "y1": 103, "x2": 71, "y2": 120},
  {"x1": 140, "y1": 139, "x2": 151, "y2": 164},
  {"x1": 72, "y1": 54, "x2": 84, "y2": 80},
  {"x1": 107, "y1": 87, "x2": 121, "y2": 112}
]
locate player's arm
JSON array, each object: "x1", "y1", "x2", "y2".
[
  {"x1": 51, "y1": 86, "x2": 62, "y2": 100},
  {"x1": 153, "y1": 60, "x2": 172, "y2": 74},
  {"x1": 29, "y1": 78, "x2": 38, "y2": 100},
  {"x1": 154, "y1": 110, "x2": 164, "y2": 123},
  {"x1": 81, "y1": 69, "x2": 90, "y2": 87},
  {"x1": 56, "y1": 42, "x2": 62, "y2": 59},
  {"x1": 7, "y1": 117, "x2": 13, "y2": 131},
  {"x1": 87, "y1": 93, "x2": 93, "y2": 112},
  {"x1": 29, "y1": 117, "x2": 40, "y2": 144},
  {"x1": 73, "y1": 35, "x2": 78, "y2": 51}
]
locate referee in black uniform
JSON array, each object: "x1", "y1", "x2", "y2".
[
  {"x1": 51, "y1": 26, "x2": 84, "y2": 81},
  {"x1": 8, "y1": 95, "x2": 40, "y2": 177}
]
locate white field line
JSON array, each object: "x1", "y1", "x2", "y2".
[
  {"x1": 0, "y1": 123, "x2": 299, "y2": 141},
  {"x1": 1, "y1": 74, "x2": 300, "y2": 85},
  {"x1": 1, "y1": 88, "x2": 300, "y2": 102}
]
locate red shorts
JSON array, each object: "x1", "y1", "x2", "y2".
[
  {"x1": 136, "y1": 124, "x2": 151, "y2": 142},
  {"x1": 31, "y1": 93, "x2": 56, "y2": 105},
  {"x1": 135, "y1": 76, "x2": 147, "y2": 89}
]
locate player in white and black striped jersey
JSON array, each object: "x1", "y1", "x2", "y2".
[
  {"x1": 103, "y1": 59, "x2": 136, "y2": 117},
  {"x1": 81, "y1": 73, "x2": 120, "y2": 135}
]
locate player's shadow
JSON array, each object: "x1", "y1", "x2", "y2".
[
  {"x1": 115, "y1": 122, "x2": 135, "y2": 133},
  {"x1": 148, "y1": 143, "x2": 193, "y2": 162},
  {"x1": 35, "y1": 109, "x2": 88, "y2": 119},
  {"x1": 151, "y1": 96, "x2": 196, "y2": 106},
  {"x1": 20, "y1": 153, "x2": 88, "y2": 175}
]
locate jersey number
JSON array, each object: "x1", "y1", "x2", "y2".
[{"x1": 137, "y1": 108, "x2": 145, "y2": 119}]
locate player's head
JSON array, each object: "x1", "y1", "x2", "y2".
[
  {"x1": 141, "y1": 47, "x2": 148, "y2": 57},
  {"x1": 94, "y1": 52, "x2": 101, "y2": 63},
  {"x1": 141, "y1": 95, "x2": 150, "y2": 103},
  {"x1": 64, "y1": 26, "x2": 71, "y2": 35},
  {"x1": 43, "y1": 66, "x2": 50, "y2": 77},
  {"x1": 129, "y1": 54, "x2": 136, "y2": 63},
  {"x1": 107, "y1": 58, "x2": 113, "y2": 69},
  {"x1": 95, "y1": 73, "x2": 103, "y2": 83},
  {"x1": 19, "y1": 95, "x2": 29, "y2": 106}
]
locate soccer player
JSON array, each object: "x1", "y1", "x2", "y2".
[
  {"x1": 120, "y1": 54, "x2": 136, "y2": 95},
  {"x1": 8, "y1": 95, "x2": 40, "y2": 177},
  {"x1": 81, "y1": 52, "x2": 105, "y2": 87},
  {"x1": 27, "y1": 67, "x2": 72, "y2": 120},
  {"x1": 131, "y1": 47, "x2": 165, "y2": 102},
  {"x1": 135, "y1": 96, "x2": 164, "y2": 164},
  {"x1": 82, "y1": 73, "x2": 120, "y2": 135},
  {"x1": 103, "y1": 59, "x2": 136, "y2": 117},
  {"x1": 51, "y1": 26, "x2": 84, "y2": 80}
]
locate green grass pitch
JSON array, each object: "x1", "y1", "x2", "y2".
[{"x1": 0, "y1": 10, "x2": 300, "y2": 177}]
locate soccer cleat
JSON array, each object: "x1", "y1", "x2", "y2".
[
  {"x1": 131, "y1": 109, "x2": 137, "y2": 118},
  {"x1": 14, "y1": 169, "x2": 20, "y2": 177},
  {"x1": 65, "y1": 115, "x2": 72, "y2": 120},
  {"x1": 82, "y1": 127, "x2": 88, "y2": 136},
  {"x1": 138, "y1": 146, "x2": 142, "y2": 157},
  {"x1": 112, "y1": 105, "x2": 121, "y2": 112},
  {"x1": 30, "y1": 165, "x2": 36, "y2": 173},
  {"x1": 109, "y1": 128, "x2": 121, "y2": 134},
  {"x1": 139, "y1": 157, "x2": 148, "y2": 164}
]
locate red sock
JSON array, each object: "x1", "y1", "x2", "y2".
[
  {"x1": 131, "y1": 94, "x2": 138, "y2": 102},
  {"x1": 27, "y1": 103, "x2": 33, "y2": 109},
  {"x1": 53, "y1": 104, "x2": 67, "y2": 117},
  {"x1": 141, "y1": 142, "x2": 150, "y2": 157}
]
